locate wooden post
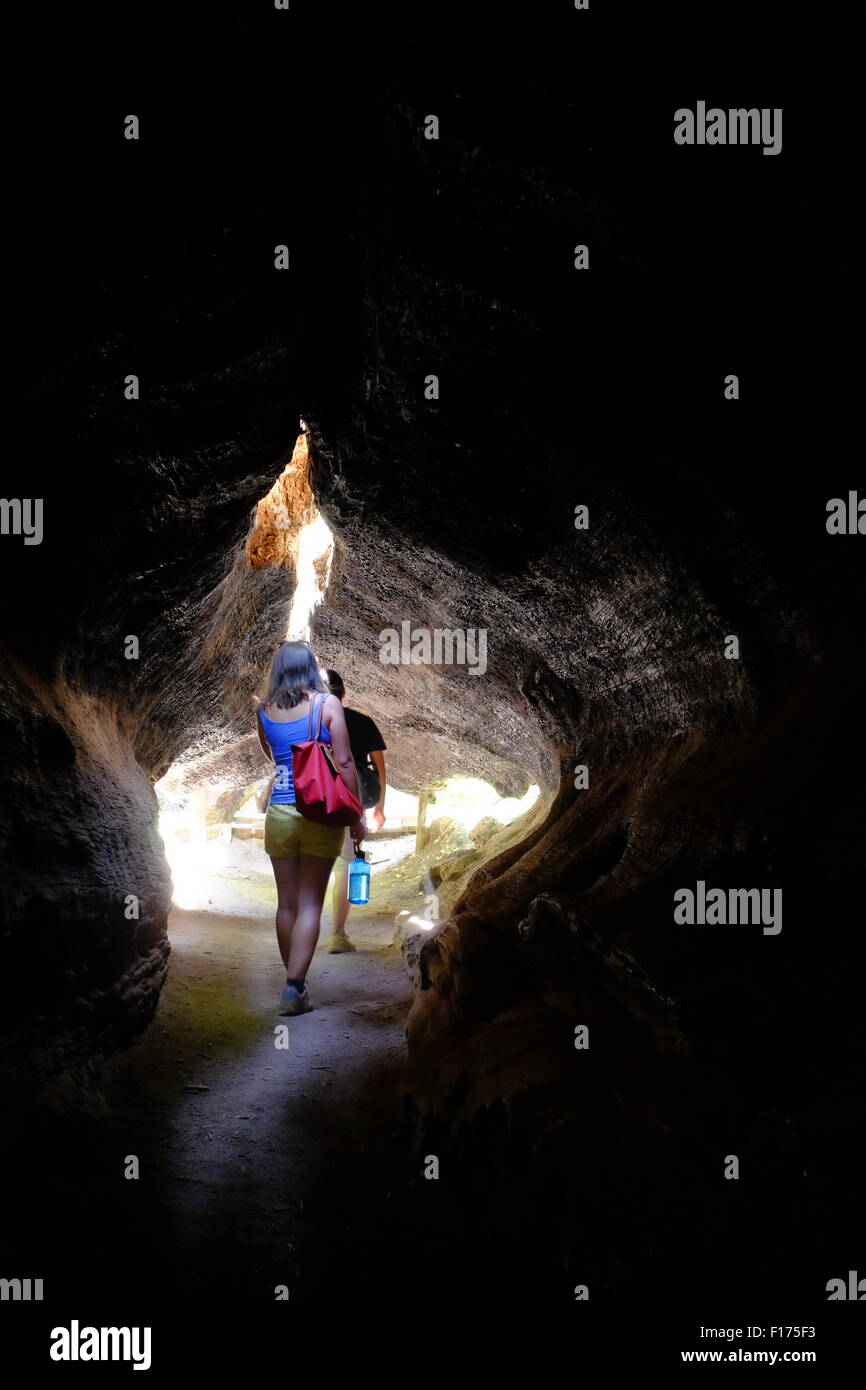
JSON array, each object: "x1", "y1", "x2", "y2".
[{"x1": 416, "y1": 788, "x2": 430, "y2": 852}]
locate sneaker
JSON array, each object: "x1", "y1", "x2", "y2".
[
  {"x1": 278, "y1": 983, "x2": 313, "y2": 1016},
  {"x1": 327, "y1": 933, "x2": 357, "y2": 954}
]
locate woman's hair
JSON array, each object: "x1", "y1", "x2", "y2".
[{"x1": 264, "y1": 640, "x2": 329, "y2": 709}]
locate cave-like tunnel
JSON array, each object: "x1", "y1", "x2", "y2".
[{"x1": 1, "y1": 15, "x2": 863, "y2": 1367}]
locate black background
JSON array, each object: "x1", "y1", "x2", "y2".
[{"x1": 4, "y1": 0, "x2": 862, "y2": 1368}]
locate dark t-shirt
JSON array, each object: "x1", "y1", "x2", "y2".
[{"x1": 344, "y1": 707, "x2": 387, "y2": 771}]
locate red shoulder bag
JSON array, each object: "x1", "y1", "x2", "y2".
[{"x1": 292, "y1": 693, "x2": 363, "y2": 826}]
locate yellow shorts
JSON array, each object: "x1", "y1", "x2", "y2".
[{"x1": 263, "y1": 802, "x2": 344, "y2": 860}]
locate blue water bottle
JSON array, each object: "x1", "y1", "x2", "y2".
[{"x1": 348, "y1": 850, "x2": 371, "y2": 904}]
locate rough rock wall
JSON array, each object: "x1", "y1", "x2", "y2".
[
  {"x1": 2, "y1": 96, "x2": 315, "y2": 1067},
  {"x1": 308, "y1": 89, "x2": 864, "y2": 1292},
  {"x1": 0, "y1": 666, "x2": 170, "y2": 1061}
]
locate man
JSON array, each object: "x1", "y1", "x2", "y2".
[{"x1": 324, "y1": 670, "x2": 387, "y2": 952}]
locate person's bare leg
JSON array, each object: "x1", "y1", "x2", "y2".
[
  {"x1": 270, "y1": 855, "x2": 299, "y2": 970},
  {"x1": 332, "y1": 858, "x2": 351, "y2": 934},
  {"x1": 287, "y1": 852, "x2": 337, "y2": 981}
]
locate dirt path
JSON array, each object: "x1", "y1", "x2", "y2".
[
  {"x1": 1, "y1": 834, "x2": 481, "y2": 1306},
  {"x1": 66, "y1": 838, "x2": 471, "y2": 1303},
  {"x1": 122, "y1": 901, "x2": 414, "y2": 1297}
]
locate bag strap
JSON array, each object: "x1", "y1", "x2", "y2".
[
  {"x1": 258, "y1": 702, "x2": 274, "y2": 760},
  {"x1": 306, "y1": 692, "x2": 325, "y2": 742}
]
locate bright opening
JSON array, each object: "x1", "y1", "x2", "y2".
[
  {"x1": 155, "y1": 785, "x2": 233, "y2": 912},
  {"x1": 426, "y1": 776, "x2": 540, "y2": 831},
  {"x1": 286, "y1": 511, "x2": 333, "y2": 641}
]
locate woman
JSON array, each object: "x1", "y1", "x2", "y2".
[{"x1": 256, "y1": 640, "x2": 366, "y2": 1015}]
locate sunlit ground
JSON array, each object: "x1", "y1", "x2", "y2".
[
  {"x1": 157, "y1": 785, "x2": 421, "y2": 913},
  {"x1": 156, "y1": 813, "x2": 234, "y2": 911},
  {"x1": 426, "y1": 776, "x2": 540, "y2": 828},
  {"x1": 157, "y1": 773, "x2": 537, "y2": 914}
]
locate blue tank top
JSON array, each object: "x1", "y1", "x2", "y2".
[{"x1": 259, "y1": 700, "x2": 333, "y2": 805}]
